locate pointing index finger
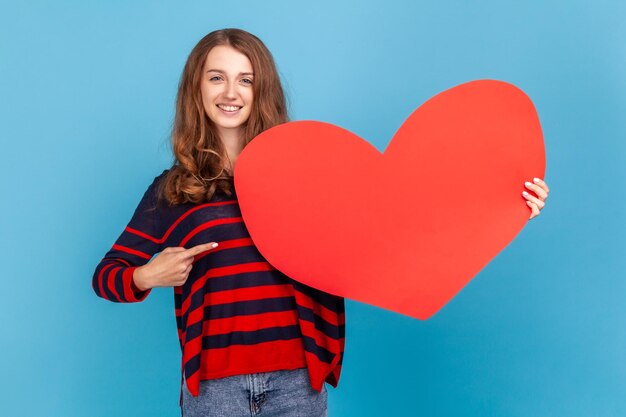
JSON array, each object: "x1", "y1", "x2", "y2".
[{"x1": 185, "y1": 242, "x2": 219, "y2": 257}]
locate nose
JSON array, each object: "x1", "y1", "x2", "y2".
[{"x1": 223, "y1": 80, "x2": 237, "y2": 100}]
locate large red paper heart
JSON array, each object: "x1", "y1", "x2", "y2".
[{"x1": 234, "y1": 80, "x2": 545, "y2": 319}]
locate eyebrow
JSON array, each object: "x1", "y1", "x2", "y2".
[{"x1": 206, "y1": 69, "x2": 254, "y2": 76}]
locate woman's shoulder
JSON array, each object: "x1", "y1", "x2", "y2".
[
  {"x1": 138, "y1": 169, "x2": 170, "y2": 208},
  {"x1": 146, "y1": 168, "x2": 170, "y2": 190},
  {"x1": 154, "y1": 168, "x2": 170, "y2": 183}
]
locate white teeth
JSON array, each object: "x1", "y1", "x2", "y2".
[{"x1": 217, "y1": 104, "x2": 241, "y2": 112}]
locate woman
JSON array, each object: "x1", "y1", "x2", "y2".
[{"x1": 92, "y1": 28, "x2": 549, "y2": 417}]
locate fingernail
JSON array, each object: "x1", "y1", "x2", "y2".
[
  {"x1": 522, "y1": 191, "x2": 529, "y2": 196},
  {"x1": 533, "y1": 177, "x2": 541, "y2": 183},
  {"x1": 525, "y1": 181, "x2": 532, "y2": 187},
  {"x1": 212, "y1": 243, "x2": 218, "y2": 248}
]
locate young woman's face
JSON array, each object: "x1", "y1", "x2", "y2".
[{"x1": 201, "y1": 45, "x2": 254, "y2": 137}]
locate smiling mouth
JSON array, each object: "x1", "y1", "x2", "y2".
[{"x1": 217, "y1": 104, "x2": 242, "y2": 112}]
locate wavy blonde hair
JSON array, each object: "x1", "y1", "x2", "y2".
[{"x1": 160, "y1": 28, "x2": 288, "y2": 204}]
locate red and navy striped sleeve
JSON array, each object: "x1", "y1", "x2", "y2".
[{"x1": 92, "y1": 172, "x2": 166, "y2": 303}]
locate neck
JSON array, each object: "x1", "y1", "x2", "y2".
[{"x1": 218, "y1": 127, "x2": 244, "y2": 173}]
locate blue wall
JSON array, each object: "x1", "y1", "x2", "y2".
[{"x1": 1, "y1": 1, "x2": 624, "y2": 416}]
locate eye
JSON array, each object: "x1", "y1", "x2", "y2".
[
  {"x1": 209, "y1": 75, "x2": 223, "y2": 81},
  {"x1": 241, "y1": 78, "x2": 253, "y2": 85}
]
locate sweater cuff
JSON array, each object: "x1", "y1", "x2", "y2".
[{"x1": 124, "y1": 267, "x2": 151, "y2": 302}]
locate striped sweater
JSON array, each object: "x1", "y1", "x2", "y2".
[{"x1": 92, "y1": 170, "x2": 345, "y2": 408}]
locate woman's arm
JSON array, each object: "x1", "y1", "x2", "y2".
[
  {"x1": 92, "y1": 172, "x2": 220, "y2": 302},
  {"x1": 91, "y1": 173, "x2": 165, "y2": 303}
]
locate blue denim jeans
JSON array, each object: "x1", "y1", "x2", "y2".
[{"x1": 182, "y1": 368, "x2": 328, "y2": 417}]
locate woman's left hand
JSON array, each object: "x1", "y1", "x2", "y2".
[{"x1": 523, "y1": 177, "x2": 550, "y2": 220}]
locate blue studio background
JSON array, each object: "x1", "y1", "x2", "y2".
[{"x1": 1, "y1": 1, "x2": 624, "y2": 416}]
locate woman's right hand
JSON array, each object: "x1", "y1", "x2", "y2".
[{"x1": 132, "y1": 242, "x2": 219, "y2": 291}]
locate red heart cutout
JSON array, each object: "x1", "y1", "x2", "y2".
[{"x1": 234, "y1": 80, "x2": 545, "y2": 319}]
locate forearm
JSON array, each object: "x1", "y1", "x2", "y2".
[{"x1": 93, "y1": 261, "x2": 151, "y2": 303}]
